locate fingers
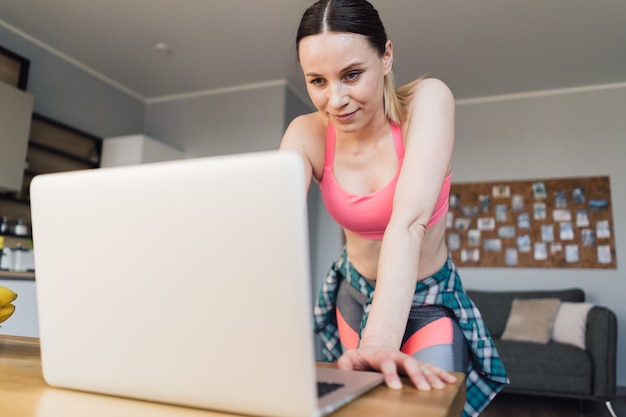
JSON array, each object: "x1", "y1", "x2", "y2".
[
  {"x1": 379, "y1": 358, "x2": 403, "y2": 390},
  {"x1": 402, "y1": 358, "x2": 436, "y2": 390},
  {"x1": 336, "y1": 353, "x2": 354, "y2": 371},
  {"x1": 337, "y1": 349, "x2": 367, "y2": 371},
  {"x1": 341, "y1": 352, "x2": 403, "y2": 390},
  {"x1": 338, "y1": 349, "x2": 457, "y2": 391},
  {"x1": 403, "y1": 359, "x2": 457, "y2": 391}
]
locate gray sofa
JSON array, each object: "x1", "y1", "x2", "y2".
[{"x1": 466, "y1": 288, "x2": 617, "y2": 404}]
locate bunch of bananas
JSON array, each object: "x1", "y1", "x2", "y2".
[{"x1": 0, "y1": 286, "x2": 17, "y2": 324}]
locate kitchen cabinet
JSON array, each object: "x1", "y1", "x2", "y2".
[
  {"x1": 101, "y1": 134, "x2": 184, "y2": 167},
  {"x1": 0, "y1": 113, "x2": 102, "y2": 243},
  {"x1": 0, "y1": 80, "x2": 34, "y2": 192}
]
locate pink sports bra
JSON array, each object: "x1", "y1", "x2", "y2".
[{"x1": 319, "y1": 122, "x2": 452, "y2": 240}]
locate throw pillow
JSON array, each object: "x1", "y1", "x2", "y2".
[
  {"x1": 501, "y1": 298, "x2": 561, "y2": 344},
  {"x1": 551, "y1": 301, "x2": 594, "y2": 349}
]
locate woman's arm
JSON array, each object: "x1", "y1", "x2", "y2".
[
  {"x1": 338, "y1": 78, "x2": 457, "y2": 390},
  {"x1": 279, "y1": 113, "x2": 326, "y2": 190}
]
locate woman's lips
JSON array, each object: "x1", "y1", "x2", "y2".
[{"x1": 332, "y1": 110, "x2": 358, "y2": 123}]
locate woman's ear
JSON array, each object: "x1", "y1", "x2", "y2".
[{"x1": 383, "y1": 40, "x2": 394, "y2": 74}]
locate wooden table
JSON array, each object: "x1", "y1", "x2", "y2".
[{"x1": 0, "y1": 335, "x2": 465, "y2": 417}]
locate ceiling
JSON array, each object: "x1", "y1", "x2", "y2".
[{"x1": 0, "y1": 0, "x2": 625, "y2": 103}]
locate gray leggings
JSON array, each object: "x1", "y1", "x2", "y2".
[{"x1": 336, "y1": 278, "x2": 470, "y2": 373}]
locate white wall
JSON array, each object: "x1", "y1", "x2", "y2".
[{"x1": 144, "y1": 84, "x2": 287, "y2": 158}]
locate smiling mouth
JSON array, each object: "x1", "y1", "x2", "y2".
[{"x1": 332, "y1": 110, "x2": 357, "y2": 121}]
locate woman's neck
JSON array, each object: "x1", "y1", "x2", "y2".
[{"x1": 335, "y1": 113, "x2": 391, "y2": 146}]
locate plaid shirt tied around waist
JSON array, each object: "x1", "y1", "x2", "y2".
[{"x1": 313, "y1": 249, "x2": 509, "y2": 417}]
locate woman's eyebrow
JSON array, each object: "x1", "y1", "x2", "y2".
[{"x1": 305, "y1": 62, "x2": 366, "y2": 78}]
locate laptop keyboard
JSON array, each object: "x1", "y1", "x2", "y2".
[{"x1": 317, "y1": 381, "x2": 345, "y2": 398}]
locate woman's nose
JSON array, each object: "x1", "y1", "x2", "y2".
[{"x1": 328, "y1": 82, "x2": 349, "y2": 109}]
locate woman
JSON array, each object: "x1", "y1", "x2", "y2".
[{"x1": 280, "y1": 1, "x2": 508, "y2": 415}]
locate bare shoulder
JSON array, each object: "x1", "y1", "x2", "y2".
[
  {"x1": 281, "y1": 112, "x2": 326, "y2": 150},
  {"x1": 408, "y1": 78, "x2": 455, "y2": 109},
  {"x1": 403, "y1": 78, "x2": 455, "y2": 128},
  {"x1": 402, "y1": 77, "x2": 455, "y2": 158},
  {"x1": 280, "y1": 112, "x2": 327, "y2": 181}
]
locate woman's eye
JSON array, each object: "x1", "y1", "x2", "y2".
[
  {"x1": 309, "y1": 78, "x2": 325, "y2": 86},
  {"x1": 345, "y1": 71, "x2": 361, "y2": 81}
]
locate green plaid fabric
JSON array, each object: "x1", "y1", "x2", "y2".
[{"x1": 313, "y1": 249, "x2": 509, "y2": 417}]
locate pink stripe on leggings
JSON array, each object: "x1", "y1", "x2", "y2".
[{"x1": 400, "y1": 317, "x2": 454, "y2": 356}]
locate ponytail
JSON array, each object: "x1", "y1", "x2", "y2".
[{"x1": 384, "y1": 73, "x2": 426, "y2": 124}]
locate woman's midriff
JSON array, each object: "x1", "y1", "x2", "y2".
[{"x1": 344, "y1": 218, "x2": 448, "y2": 281}]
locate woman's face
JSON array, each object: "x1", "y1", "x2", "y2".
[{"x1": 298, "y1": 32, "x2": 392, "y2": 132}]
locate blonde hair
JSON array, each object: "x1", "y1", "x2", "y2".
[{"x1": 384, "y1": 72, "x2": 426, "y2": 125}]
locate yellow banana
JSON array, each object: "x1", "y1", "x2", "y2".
[
  {"x1": 0, "y1": 303, "x2": 16, "y2": 323},
  {"x1": 0, "y1": 285, "x2": 18, "y2": 306}
]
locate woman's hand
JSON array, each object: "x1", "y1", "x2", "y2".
[{"x1": 337, "y1": 340, "x2": 458, "y2": 391}]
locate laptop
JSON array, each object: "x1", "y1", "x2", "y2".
[{"x1": 30, "y1": 150, "x2": 383, "y2": 417}]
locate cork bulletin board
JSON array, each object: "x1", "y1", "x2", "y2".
[{"x1": 446, "y1": 176, "x2": 616, "y2": 268}]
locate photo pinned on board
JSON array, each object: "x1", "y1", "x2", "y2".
[
  {"x1": 597, "y1": 245, "x2": 612, "y2": 264},
  {"x1": 479, "y1": 195, "x2": 491, "y2": 212},
  {"x1": 477, "y1": 217, "x2": 496, "y2": 231},
  {"x1": 446, "y1": 211, "x2": 454, "y2": 229},
  {"x1": 449, "y1": 193, "x2": 460, "y2": 209},
  {"x1": 589, "y1": 199, "x2": 608, "y2": 211},
  {"x1": 511, "y1": 194, "x2": 524, "y2": 211},
  {"x1": 550, "y1": 242, "x2": 563, "y2": 256},
  {"x1": 554, "y1": 191, "x2": 568, "y2": 208},
  {"x1": 553, "y1": 209, "x2": 572, "y2": 222},
  {"x1": 532, "y1": 182, "x2": 547, "y2": 200},
  {"x1": 582, "y1": 229, "x2": 595, "y2": 247},
  {"x1": 517, "y1": 235, "x2": 531, "y2": 253},
  {"x1": 468, "y1": 229, "x2": 481, "y2": 247},
  {"x1": 560, "y1": 222, "x2": 575, "y2": 240},
  {"x1": 495, "y1": 205, "x2": 508, "y2": 222},
  {"x1": 576, "y1": 210, "x2": 590, "y2": 227},
  {"x1": 455, "y1": 218, "x2": 472, "y2": 231},
  {"x1": 461, "y1": 248, "x2": 480, "y2": 262},
  {"x1": 533, "y1": 203, "x2": 547, "y2": 220},
  {"x1": 517, "y1": 213, "x2": 531, "y2": 229},
  {"x1": 462, "y1": 205, "x2": 478, "y2": 217},
  {"x1": 534, "y1": 242, "x2": 548, "y2": 260},
  {"x1": 492, "y1": 185, "x2": 510, "y2": 198},
  {"x1": 572, "y1": 186, "x2": 586, "y2": 204},
  {"x1": 484, "y1": 239, "x2": 502, "y2": 252},
  {"x1": 541, "y1": 224, "x2": 554, "y2": 242},
  {"x1": 505, "y1": 248, "x2": 518, "y2": 266},
  {"x1": 596, "y1": 220, "x2": 611, "y2": 239},
  {"x1": 498, "y1": 226, "x2": 516, "y2": 239},
  {"x1": 447, "y1": 233, "x2": 461, "y2": 251},
  {"x1": 565, "y1": 245, "x2": 580, "y2": 263}
]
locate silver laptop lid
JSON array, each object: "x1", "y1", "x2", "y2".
[{"x1": 31, "y1": 151, "x2": 320, "y2": 417}]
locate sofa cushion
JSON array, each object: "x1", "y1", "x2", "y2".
[
  {"x1": 466, "y1": 288, "x2": 585, "y2": 337},
  {"x1": 495, "y1": 339, "x2": 592, "y2": 395},
  {"x1": 551, "y1": 302, "x2": 594, "y2": 349},
  {"x1": 501, "y1": 298, "x2": 561, "y2": 343}
]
